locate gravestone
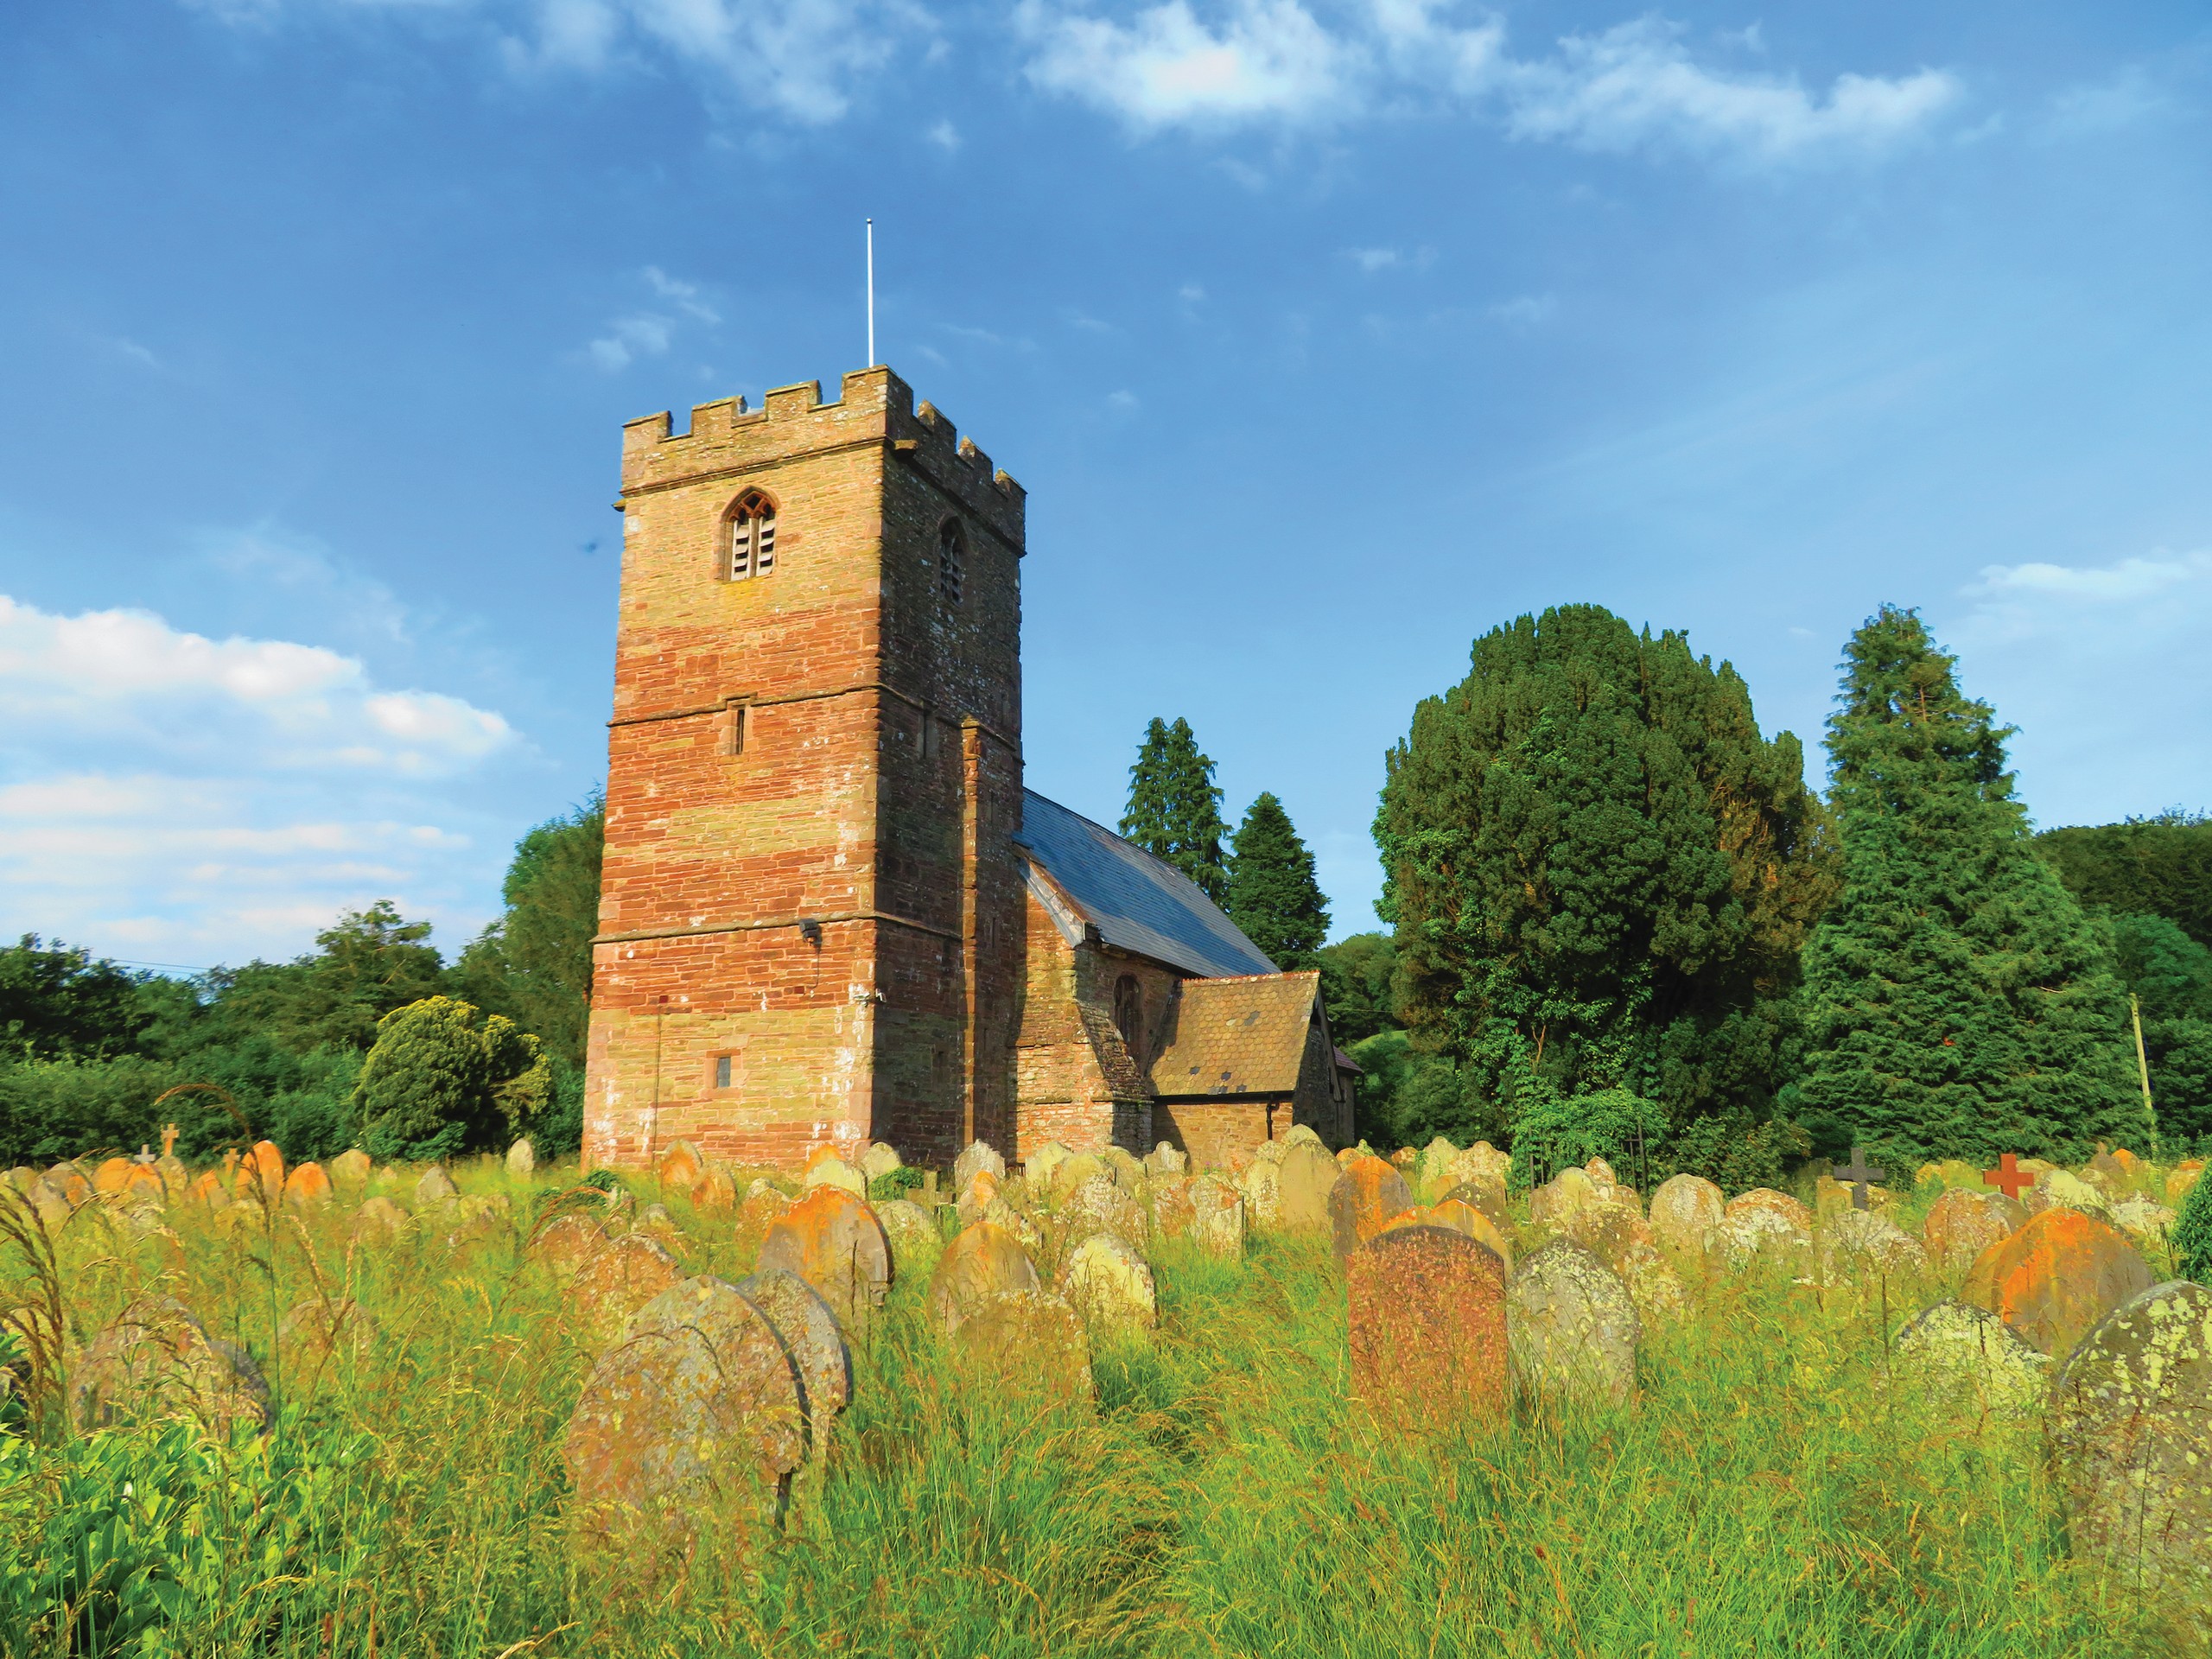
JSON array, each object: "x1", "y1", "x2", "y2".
[
  {"x1": 1187, "y1": 1172, "x2": 1246, "y2": 1258},
  {"x1": 803, "y1": 1154, "x2": 867, "y2": 1198},
  {"x1": 2164, "y1": 1163, "x2": 2202, "y2": 1208},
  {"x1": 1049, "y1": 1153, "x2": 1111, "y2": 1204},
  {"x1": 284, "y1": 1162, "x2": 333, "y2": 1209},
  {"x1": 1281, "y1": 1123, "x2": 1325, "y2": 1152},
  {"x1": 1891, "y1": 1300, "x2": 2048, "y2": 1423},
  {"x1": 414, "y1": 1165, "x2": 459, "y2": 1208},
  {"x1": 506, "y1": 1139, "x2": 537, "y2": 1177},
  {"x1": 690, "y1": 1167, "x2": 738, "y2": 1216},
  {"x1": 1922, "y1": 1188, "x2": 2024, "y2": 1274},
  {"x1": 874, "y1": 1198, "x2": 941, "y2": 1274},
  {"x1": 1346, "y1": 1224, "x2": 1508, "y2": 1427},
  {"x1": 734, "y1": 1267, "x2": 852, "y2": 1455},
  {"x1": 529, "y1": 1213, "x2": 607, "y2": 1282},
  {"x1": 2080, "y1": 1151, "x2": 2132, "y2": 1201},
  {"x1": 1276, "y1": 1141, "x2": 1344, "y2": 1236},
  {"x1": 980, "y1": 1195, "x2": 1045, "y2": 1252},
  {"x1": 955, "y1": 1168, "x2": 1001, "y2": 1229},
  {"x1": 1648, "y1": 1173, "x2": 1725, "y2": 1261},
  {"x1": 1529, "y1": 1167, "x2": 1601, "y2": 1235},
  {"x1": 1834, "y1": 1146, "x2": 1887, "y2": 1212},
  {"x1": 928, "y1": 1221, "x2": 1040, "y2": 1333},
  {"x1": 567, "y1": 1231, "x2": 687, "y2": 1347},
  {"x1": 1414, "y1": 1135, "x2": 1461, "y2": 1202},
  {"x1": 757, "y1": 1187, "x2": 892, "y2": 1325},
  {"x1": 1238, "y1": 1156, "x2": 1285, "y2": 1231},
  {"x1": 2108, "y1": 1198, "x2": 2177, "y2": 1252},
  {"x1": 330, "y1": 1148, "x2": 372, "y2": 1190},
  {"x1": 860, "y1": 1141, "x2": 903, "y2": 1183},
  {"x1": 70, "y1": 1295, "x2": 270, "y2": 1439},
  {"x1": 1616, "y1": 1243, "x2": 1688, "y2": 1326},
  {"x1": 1379, "y1": 1199, "x2": 1513, "y2": 1273},
  {"x1": 1330, "y1": 1153, "x2": 1414, "y2": 1260},
  {"x1": 2049, "y1": 1281, "x2": 2212, "y2": 1643},
  {"x1": 1144, "y1": 1141, "x2": 1187, "y2": 1180},
  {"x1": 92, "y1": 1157, "x2": 137, "y2": 1195},
  {"x1": 1981, "y1": 1152, "x2": 2036, "y2": 1202},
  {"x1": 1713, "y1": 1189, "x2": 1813, "y2": 1274},
  {"x1": 951, "y1": 1288, "x2": 1093, "y2": 1400},
  {"x1": 1059, "y1": 1174, "x2": 1147, "y2": 1254},
  {"x1": 1103, "y1": 1147, "x2": 1149, "y2": 1192},
  {"x1": 1439, "y1": 1176, "x2": 1509, "y2": 1229},
  {"x1": 277, "y1": 1296, "x2": 377, "y2": 1375},
  {"x1": 2027, "y1": 1168, "x2": 2113, "y2": 1220},
  {"x1": 235, "y1": 1141, "x2": 285, "y2": 1202},
  {"x1": 1961, "y1": 1208, "x2": 2154, "y2": 1357},
  {"x1": 734, "y1": 1180, "x2": 795, "y2": 1249},
  {"x1": 1150, "y1": 1177, "x2": 1193, "y2": 1241},
  {"x1": 1508, "y1": 1239, "x2": 1641, "y2": 1408},
  {"x1": 564, "y1": 1275, "x2": 804, "y2": 1552},
  {"x1": 655, "y1": 1140, "x2": 704, "y2": 1194},
  {"x1": 956, "y1": 1139, "x2": 1009, "y2": 1192},
  {"x1": 351, "y1": 1195, "x2": 410, "y2": 1241},
  {"x1": 43, "y1": 1164, "x2": 90, "y2": 1208},
  {"x1": 633, "y1": 1202, "x2": 684, "y2": 1249},
  {"x1": 1819, "y1": 1207, "x2": 1929, "y2": 1282},
  {"x1": 1058, "y1": 1233, "x2": 1157, "y2": 1335}
]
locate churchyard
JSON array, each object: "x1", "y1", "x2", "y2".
[{"x1": 2, "y1": 1130, "x2": 2206, "y2": 1657}]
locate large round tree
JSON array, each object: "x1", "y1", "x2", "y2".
[
  {"x1": 1793, "y1": 606, "x2": 2143, "y2": 1162},
  {"x1": 1373, "y1": 604, "x2": 1837, "y2": 1179}
]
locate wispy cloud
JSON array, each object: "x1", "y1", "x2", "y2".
[
  {"x1": 1016, "y1": 2, "x2": 1960, "y2": 162},
  {"x1": 583, "y1": 266, "x2": 718, "y2": 372},
  {"x1": 1486, "y1": 292, "x2": 1556, "y2": 326}
]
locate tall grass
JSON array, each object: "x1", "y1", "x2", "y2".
[{"x1": 0, "y1": 1164, "x2": 2167, "y2": 1657}]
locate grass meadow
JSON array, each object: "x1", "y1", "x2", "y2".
[{"x1": 0, "y1": 1160, "x2": 2171, "y2": 1658}]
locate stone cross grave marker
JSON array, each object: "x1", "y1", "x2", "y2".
[
  {"x1": 1983, "y1": 1152, "x2": 2034, "y2": 1201},
  {"x1": 1835, "y1": 1146, "x2": 1886, "y2": 1211}
]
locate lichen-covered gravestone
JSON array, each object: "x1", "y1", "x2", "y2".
[
  {"x1": 1891, "y1": 1300, "x2": 2048, "y2": 1423},
  {"x1": 654, "y1": 1140, "x2": 704, "y2": 1195},
  {"x1": 1058, "y1": 1232, "x2": 1156, "y2": 1335},
  {"x1": 1275, "y1": 1141, "x2": 1344, "y2": 1237},
  {"x1": 757, "y1": 1188, "x2": 892, "y2": 1325},
  {"x1": 1330, "y1": 1153, "x2": 1414, "y2": 1261},
  {"x1": 564, "y1": 1275, "x2": 804, "y2": 1556},
  {"x1": 506, "y1": 1139, "x2": 536, "y2": 1176},
  {"x1": 734, "y1": 1268, "x2": 852, "y2": 1457},
  {"x1": 1921, "y1": 1187, "x2": 2024, "y2": 1274},
  {"x1": 1187, "y1": 1172, "x2": 1246, "y2": 1258},
  {"x1": 1961, "y1": 1208, "x2": 2153, "y2": 1357},
  {"x1": 1345, "y1": 1224, "x2": 1508, "y2": 1427},
  {"x1": 955, "y1": 1139, "x2": 1007, "y2": 1192},
  {"x1": 1058, "y1": 1174, "x2": 1147, "y2": 1255},
  {"x1": 1647, "y1": 1174, "x2": 1725, "y2": 1261},
  {"x1": 929, "y1": 1221, "x2": 1041, "y2": 1333},
  {"x1": 952, "y1": 1288, "x2": 1093, "y2": 1401},
  {"x1": 414, "y1": 1165, "x2": 459, "y2": 1208},
  {"x1": 2049, "y1": 1281, "x2": 2212, "y2": 1643},
  {"x1": 566, "y1": 1232, "x2": 687, "y2": 1348},
  {"x1": 860, "y1": 1142, "x2": 903, "y2": 1184},
  {"x1": 1507, "y1": 1239, "x2": 1641, "y2": 1408},
  {"x1": 874, "y1": 1198, "x2": 941, "y2": 1275},
  {"x1": 71, "y1": 1296, "x2": 271, "y2": 1439}
]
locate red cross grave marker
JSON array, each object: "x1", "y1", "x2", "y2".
[{"x1": 1982, "y1": 1152, "x2": 2033, "y2": 1201}]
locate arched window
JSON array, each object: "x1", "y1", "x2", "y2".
[
  {"x1": 1113, "y1": 974, "x2": 1142, "y2": 1050},
  {"x1": 725, "y1": 489, "x2": 777, "y2": 582},
  {"x1": 938, "y1": 518, "x2": 964, "y2": 608}
]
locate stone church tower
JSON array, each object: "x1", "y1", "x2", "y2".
[{"x1": 582, "y1": 367, "x2": 1027, "y2": 1171}]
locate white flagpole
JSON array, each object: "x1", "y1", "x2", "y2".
[{"x1": 866, "y1": 218, "x2": 876, "y2": 367}]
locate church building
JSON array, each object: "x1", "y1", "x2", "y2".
[{"x1": 582, "y1": 366, "x2": 1355, "y2": 1172}]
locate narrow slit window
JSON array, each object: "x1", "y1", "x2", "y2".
[
  {"x1": 726, "y1": 490, "x2": 777, "y2": 582},
  {"x1": 938, "y1": 518, "x2": 964, "y2": 608},
  {"x1": 715, "y1": 1054, "x2": 733, "y2": 1089},
  {"x1": 726, "y1": 703, "x2": 747, "y2": 756}
]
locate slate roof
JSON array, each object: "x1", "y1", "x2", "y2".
[
  {"x1": 1146, "y1": 971, "x2": 1325, "y2": 1098},
  {"x1": 1015, "y1": 791, "x2": 1278, "y2": 980}
]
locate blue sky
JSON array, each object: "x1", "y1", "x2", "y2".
[{"x1": 2, "y1": 0, "x2": 2208, "y2": 969}]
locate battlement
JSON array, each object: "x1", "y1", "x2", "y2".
[{"x1": 619, "y1": 366, "x2": 1024, "y2": 541}]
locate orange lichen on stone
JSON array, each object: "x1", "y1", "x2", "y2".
[
  {"x1": 1961, "y1": 1207, "x2": 2154, "y2": 1357},
  {"x1": 1328, "y1": 1151, "x2": 1413, "y2": 1259},
  {"x1": 92, "y1": 1158, "x2": 137, "y2": 1195},
  {"x1": 235, "y1": 1141, "x2": 285, "y2": 1201},
  {"x1": 284, "y1": 1162, "x2": 334, "y2": 1209},
  {"x1": 757, "y1": 1187, "x2": 891, "y2": 1323}
]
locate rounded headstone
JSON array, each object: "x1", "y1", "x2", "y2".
[
  {"x1": 1648, "y1": 1174, "x2": 1725, "y2": 1259},
  {"x1": 1144, "y1": 1141, "x2": 1188, "y2": 1180},
  {"x1": 1187, "y1": 1172, "x2": 1246, "y2": 1258},
  {"x1": 2025, "y1": 1168, "x2": 2112, "y2": 1221},
  {"x1": 757, "y1": 1187, "x2": 893, "y2": 1324},
  {"x1": 71, "y1": 1295, "x2": 270, "y2": 1438},
  {"x1": 413, "y1": 1165, "x2": 459, "y2": 1208},
  {"x1": 1819, "y1": 1207, "x2": 1930, "y2": 1282},
  {"x1": 1961, "y1": 1208, "x2": 2154, "y2": 1357},
  {"x1": 956, "y1": 1139, "x2": 1009, "y2": 1192},
  {"x1": 564, "y1": 1274, "x2": 804, "y2": 1551},
  {"x1": 1058, "y1": 1232, "x2": 1157, "y2": 1335},
  {"x1": 2049, "y1": 1281, "x2": 2212, "y2": 1641},
  {"x1": 1281, "y1": 1124, "x2": 1325, "y2": 1153},
  {"x1": 1508, "y1": 1238, "x2": 1641, "y2": 1408},
  {"x1": 284, "y1": 1162, "x2": 333, "y2": 1209},
  {"x1": 874, "y1": 1198, "x2": 942, "y2": 1274},
  {"x1": 1330, "y1": 1153, "x2": 1414, "y2": 1261},
  {"x1": 529, "y1": 1212, "x2": 607, "y2": 1280},
  {"x1": 952, "y1": 1287, "x2": 1093, "y2": 1400},
  {"x1": 859, "y1": 1142, "x2": 903, "y2": 1183},
  {"x1": 803, "y1": 1154, "x2": 867, "y2": 1198},
  {"x1": 2108, "y1": 1198, "x2": 2177, "y2": 1251},
  {"x1": 567, "y1": 1231, "x2": 687, "y2": 1347},
  {"x1": 1275, "y1": 1141, "x2": 1344, "y2": 1236},
  {"x1": 1059, "y1": 1174, "x2": 1147, "y2": 1253},
  {"x1": 690, "y1": 1167, "x2": 738, "y2": 1215},
  {"x1": 1922, "y1": 1187, "x2": 2024, "y2": 1273},
  {"x1": 1238, "y1": 1158, "x2": 1284, "y2": 1231},
  {"x1": 1529, "y1": 1167, "x2": 1600, "y2": 1234},
  {"x1": 929, "y1": 1220, "x2": 1041, "y2": 1333},
  {"x1": 351, "y1": 1194, "x2": 410, "y2": 1242},
  {"x1": 1381, "y1": 1198, "x2": 1512, "y2": 1273},
  {"x1": 734, "y1": 1267, "x2": 853, "y2": 1452},
  {"x1": 654, "y1": 1140, "x2": 704, "y2": 1194},
  {"x1": 1891, "y1": 1300, "x2": 2048, "y2": 1422},
  {"x1": 330, "y1": 1148, "x2": 372, "y2": 1190},
  {"x1": 506, "y1": 1139, "x2": 537, "y2": 1177},
  {"x1": 1347, "y1": 1224, "x2": 1508, "y2": 1427},
  {"x1": 1049, "y1": 1152, "x2": 1110, "y2": 1203}
]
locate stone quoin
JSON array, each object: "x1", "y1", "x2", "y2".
[{"x1": 582, "y1": 365, "x2": 1354, "y2": 1172}]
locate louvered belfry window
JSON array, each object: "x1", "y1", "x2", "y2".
[
  {"x1": 938, "y1": 518, "x2": 963, "y2": 607},
  {"x1": 728, "y1": 489, "x2": 777, "y2": 581}
]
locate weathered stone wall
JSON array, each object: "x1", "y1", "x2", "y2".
[
  {"x1": 585, "y1": 368, "x2": 1024, "y2": 1171},
  {"x1": 1011, "y1": 889, "x2": 1166, "y2": 1158}
]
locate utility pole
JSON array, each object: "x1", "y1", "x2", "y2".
[{"x1": 2131, "y1": 992, "x2": 2158, "y2": 1137}]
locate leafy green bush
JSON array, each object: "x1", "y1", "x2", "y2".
[
  {"x1": 2176, "y1": 1166, "x2": 2212, "y2": 1285},
  {"x1": 1508, "y1": 1083, "x2": 1669, "y2": 1189},
  {"x1": 353, "y1": 996, "x2": 550, "y2": 1164},
  {"x1": 868, "y1": 1166, "x2": 925, "y2": 1203}
]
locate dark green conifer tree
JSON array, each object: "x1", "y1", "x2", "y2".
[
  {"x1": 1374, "y1": 605, "x2": 1837, "y2": 1171},
  {"x1": 1795, "y1": 606, "x2": 2142, "y2": 1162},
  {"x1": 1224, "y1": 791, "x2": 1330, "y2": 969},
  {"x1": 1121, "y1": 716, "x2": 1230, "y2": 901},
  {"x1": 454, "y1": 792, "x2": 605, "y2": 1067}
]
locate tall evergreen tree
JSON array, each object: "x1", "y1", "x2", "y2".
[
  {"x1": 1374, "y1": 605, "x2": 1837, "y2": 1166},
  {"x1": 1224, "y1": 791, "x2": 1330, "y2": 969},
  {"x1": 1795, "y1": 606, "x2": 2142, "y2": 1162},
  {"x1": 1121, "y1": 716, "x2": 1230, "y2": 901}
]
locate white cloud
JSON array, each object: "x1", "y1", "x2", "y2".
[
  {"x1": 1348, "y1": 246, "x2": 1401, "y2": 271},
  {"x1": 584, "y1": 266, "x2": 720, "y2": 372},
  {"x1": 1486, "y1": 291, "x2": 1556, "y2": 325},
  {"x1": 927, "y1": 118, "x2": 961, "y2": 150},
  {"x1": 1016, "y1": 0, "x2": 1353, "y2": 129},
  {"x1": 1014, "y1": 2, "x2": 1959, "y2": 162},
  {"x1": 0, "y1": 593, "x2": 524, "y2": 962},
  {"x1": 1973, "y1": 550, "x2": 2212, "y2": 605}
]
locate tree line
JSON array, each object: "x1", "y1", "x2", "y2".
[{"x1": 5, "y1": 602, "x2": 2209, "y2": 1183}]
